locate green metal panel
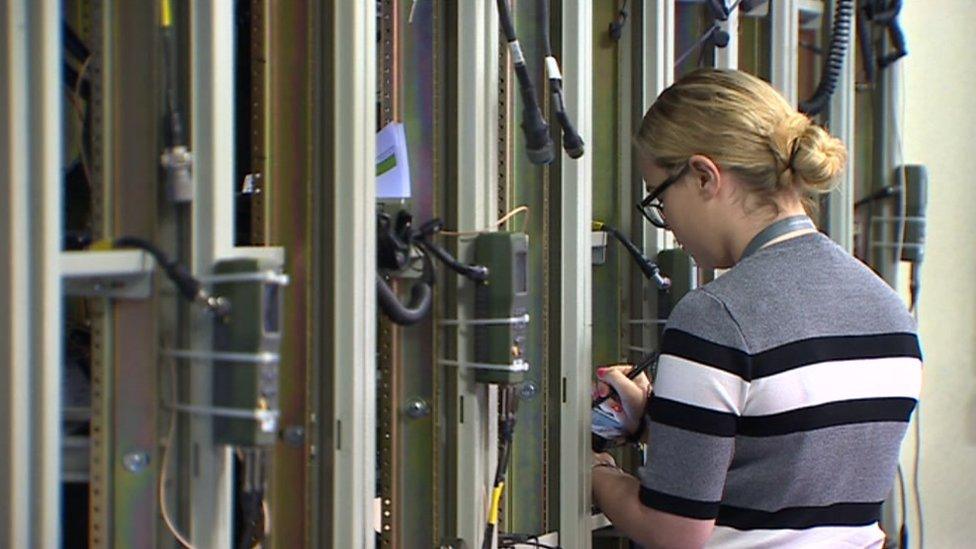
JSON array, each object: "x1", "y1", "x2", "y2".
[
  {"x1": 264, "y1": 2, "x2": 314, "y2": 546},
  {"x1": 507, "y1": 0, "x2": 551, "y2": 536},
  {"x1": 591, "y1": 0, "x2": 625, "y2": 369}
]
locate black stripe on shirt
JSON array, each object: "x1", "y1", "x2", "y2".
[
  {"x1": 660, "y1": 329, "x2": 751, "y2": 379},
  {"x1": 647, "y1": 397, "x2": 738, "y2": 437},
  {"x1": 639, "y1": 486, "x2": 720, "y2": 520},
  {"x1": 737, "y1": 397, "x2": 917, "y2": 437},
  {"x1": 751, "y1": 332, "x2": 922, "y2": 379},
  {"x1": 661, "y1": 330, "x2": 921, "y2": 382},
  {"x1": 716, "y1": 501, "x2": 883, "y2": 530}
]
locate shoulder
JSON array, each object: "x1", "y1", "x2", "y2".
[{"x1": 665, "y1": 288, "x2": 748, "y2": 353}]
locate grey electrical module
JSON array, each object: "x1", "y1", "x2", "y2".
[
  {"x1": 211, "y1": 257, "x2": 287, "y2": 446},
  {"x1": 473, "y1": 232, "x2": 530, "y2": 385}
]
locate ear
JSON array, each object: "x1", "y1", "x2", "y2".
[{"x1": 688, "y1": 154, "x2": 722, "y2": 199}]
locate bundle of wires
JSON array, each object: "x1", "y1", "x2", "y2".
[
  {"x1": 538, "y1": 0, "x2": 584, "y2": 159},
  {"x1": 495, "y1": 0, "x2": 554, "y2": 165},
  {"x1": 482, "y1": 386, "x2": 521, "y2": 549}
]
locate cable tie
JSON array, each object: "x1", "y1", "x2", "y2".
[{"x1": 544, "y1": 56, "x2": 562, "y2": 80}]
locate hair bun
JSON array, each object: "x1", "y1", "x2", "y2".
[{"x1": 789, "y1": 122, "x2": 847, "y2": 194}]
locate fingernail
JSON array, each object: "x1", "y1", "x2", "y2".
[
  {"x1": 596, "y1": 368, "x2": 606, "y2": 378},
  {"x1": 612, "y1": 404, "x2": 622, "y2": 413},
  {"x1": 598, "y1": 386, "x2": 608, "y2": 397}
]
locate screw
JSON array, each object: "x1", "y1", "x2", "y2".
[
  {"x1": 404, "y1": 398, "x2": 430, "y2": 419},
  {"x1": 282, "y1": 425, "x2": 305, "y2": 447},
  {"x1": 123, "y1": 451, "x2": 150, "y2": 473},
  {"x1": 519, "y1": 381, "x2": 539, "y2": 401}
]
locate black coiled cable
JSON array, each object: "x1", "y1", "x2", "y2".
[
  {"x1": 376, "y1": 254, "x2": 435, "y2": 326},
  {"x1": 799, "y1": 0, "x2": 854, "y2": 116}
]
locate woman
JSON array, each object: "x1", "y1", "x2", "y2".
[{"x1": 591, "y1": 69, "x2": 922, "y2": 548}]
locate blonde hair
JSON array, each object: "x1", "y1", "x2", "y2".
[{"x1": 635, "y1": 69, "x2": 847, "y2": 213}]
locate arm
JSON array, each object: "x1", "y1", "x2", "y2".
[
  {"x1": 593, "y1": 465, "x2": 715, "y2": 549},
  {"x1": 591, "y1": 289, "x2": 750, "y2": 547}
]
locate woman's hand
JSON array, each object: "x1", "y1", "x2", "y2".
[{"x1": 595, "y1": 364, "x2": 652, "y2": 436}]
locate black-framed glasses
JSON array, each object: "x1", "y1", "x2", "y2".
[{"x1": 636, "y1": 163, "x2": 690, "y2": 229}]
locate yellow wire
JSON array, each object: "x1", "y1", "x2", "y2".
[
  {"x1": 438, "y1": 205, "x2": 530, "y2": 237},
  {"x1": 488, "y1": 482, "x2": 505, "y2": 526},
  {"x1": 161, "y1": 0, "x2": 173, "y2": 28}
]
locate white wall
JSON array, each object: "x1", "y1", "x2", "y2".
[{"x1": 901, "y1": 2, "x2": 976, "y2": 547}]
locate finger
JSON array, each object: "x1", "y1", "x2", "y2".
[
  {"x1": 599, "y1": 368, "x2": 645, "y2": 412},
  {"x1": 595, "y1": 380, "x2": 616, "y2": 399},
  {"x1": 596, "y1": 364, "x2": 633, "y2": 378},
  {"x1": 633, "y1": 371, "x2": 651, "y2": 394}
]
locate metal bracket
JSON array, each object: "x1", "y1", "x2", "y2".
[
  {"x1": 198, "y1": 270, "x2": 290, "y2": 286},
  {"x1": 438, "y1": 313, "x2": 530, "y2": 327},
  {"x1": 627, "y1": 319, "x2": 667, "y2": 326},
  {"x1": 161, "y1": 348, "x2": 280, "y2": 364},
  {"x1": 437, "y1": 357, "x2": 530, "y2": 373},
  {"x1": 871, "y1": 216, "x2": 925, "y2": 224},
  {"x1": 61, "y1": 250, "x2": 156, "y2": 299},
  {"x1": 166, "y1": 401, "x2": 279, "y2": 433},
  {"x1": 591, "y1": 231, "x2": 609, "y2": 265}
]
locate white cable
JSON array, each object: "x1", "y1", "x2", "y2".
[{"x1": 159, "y1": 358, "x2": 196, "y2": 549}]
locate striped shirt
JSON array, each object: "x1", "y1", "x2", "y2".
[{"x1": 638, "y1": 232, "x2": 922, "y2": 548}]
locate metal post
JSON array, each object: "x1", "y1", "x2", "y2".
[
  {"x1": 454, "y1": 2, "x2": 499, "y2": 546},
  {"x1": 330, "y1": 1, "x2": 377, "y2": 547},
  {"x1": 189, "y1": 1, "x2": 236, "y2": 546},
  {"x1": 640, "y1": 0, "x2": 675, "y2": 348},
  {"x1": 559, "y1": 1, "x2": 593, "y2": 547},
  {"x1": 0, "y1": 0, "x2": 62, "y2": 546},
  {"x1": 716, "y1": 0, "x2": 739, "y2": 69},
  {"x1": 873, "y1": 46, "x2": 904, "y2": 288},
  {"x1": 771, "y1": 0, "x2": 799, "y2": 106},
  {"x1": 827, "y1": 0, "x2": 855, "y2": 251}
]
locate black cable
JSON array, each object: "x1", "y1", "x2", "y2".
[
  {"x1": 416, "y1": 238, "x2": 489, "y2": 282},
  {"x1": 608, "y1": 0, "x2": 629, "y2": 41},
  {"x1": 160, "y1": 14, "x2": 184, "y2": 147},
  {"x1": 875, "y1": 0, "x2": 907, "y2": 69},
  {"x1": 595, "y1": 222, "x2": 671, "y2": 290},
  {"x1": 236, "y1": 491, "x2": 265, "y2": 549},
  {"x1": 496, "y1": 0, "x2": 554, "y2": 165},
  {"x1": 674, "y1": 0, "x2": 741, "y2": 68},
  {"x1": 113, "y1": 236, "x2": 229, "y2": 316},
  {"x1": 482, "y1": 387, "x2": 521, "y2": 549},
  {"x1": 853, "y1": 184, "x2": 898, "y2": 208},
  {"x1": 414, "y1": 218, "x2": 490, "y2": 282},
  {"x1": 537, "y1": 0, "x2": 584, "y2": 159},
  {"x1": 376, "y1": 213, "x2": 489, "y2": 325},
  {"x1": 376, "y1": 252, "x2": 435, "y2": 326},
  {"x1": 540, "y1": 0, "x2": 553, "y2": 57},
  {"x1": 63, "y1": 23, "x2": 91, "y2": 62},
  {"x1": 63, "y1": 63, "x2": 92, "y2": 101},
  {"x1": 857, "y1": 1, "x2": 878, "y2": 83},
  {"x1": 798, "y1": 0, "x2": 854, "y2": 116}
]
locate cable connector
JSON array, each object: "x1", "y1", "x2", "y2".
[
  {"x1": 593, "y1": 221, "x2": 671, "y2": 290},
  {"x1": 161, "y1": 145, "x2": 193, "y2": 203},
  {"x1": 112, "y1": 236, "x2": 231, "y2": 318},
  {"x1": 196, "y1": 290, "x2": 231, "y2": 318}
]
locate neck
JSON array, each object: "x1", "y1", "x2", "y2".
[{"x1": 730, "y1": 204, "x2": 810, "y2": 263}]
